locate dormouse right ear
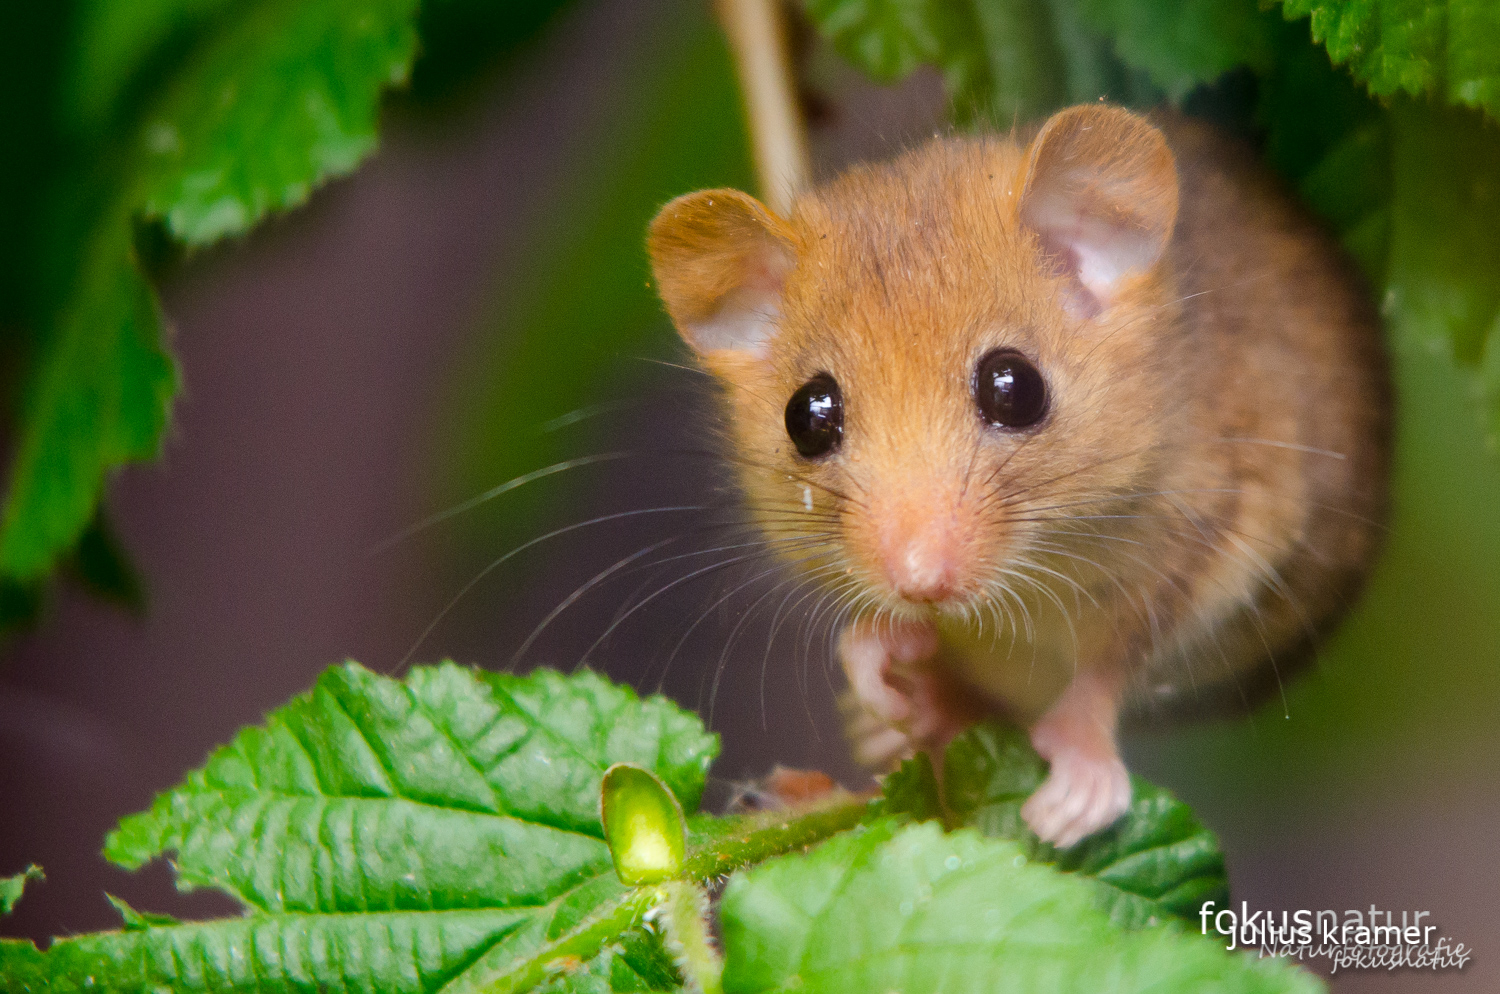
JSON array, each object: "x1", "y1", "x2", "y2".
[
  {"x1": 647, "y1": 189, "x2": 797, "y2": 358},
  {"x1": 1018, "y1": 105, "x2": 1178, "y2": 318}
]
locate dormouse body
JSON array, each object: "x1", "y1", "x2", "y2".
[{"x1": 647, "y1": 105, "x2": 1390, "y2": 847}]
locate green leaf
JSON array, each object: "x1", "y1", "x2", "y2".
[
  {"x1": 0, "y1": 661, "x2": 867, "y2": 994},
  {"x1": 719, "y1": 820, "x2": 1319, "y2": 994},
  {"x1": 1, "y1": 865, "x2": 42, "y2": 916},
  {"x1": 408, "y1": 0, "x2": 576, "y2": 105},
  {"x1": 876, "y1": 752, "x2": 944, "y2": 823},
  {"x1": 104, "y1": 662, "x2": 718, "y2": 907},
  {"x1": 1251, "y1": 26, "x2": 1500, "y2": 440},
  {"x1": 802, "y1": 0, "x2": 1161, "y2": 123},
  {"x1": 1279, "y1": 0, "x2": 1500, "y2": 122},
  {"x1": 6, "y1": 907, "x2": 545, "y2": 994},
  {"x1": 1381, "y1": 102, "x2": 1500, "y2": 367},
  {"x1": 106, "y1": 894, "x2": 182, "y2": 930},
  {"x1": 2, "y1": 0, "x2": 421, "y2": 584},
  {"x1": 4, "y1": 664, "x2": 721, "y2": 994},
  {"x1": 883, "y1": 724, "x2": 1229, "y2": 930}
]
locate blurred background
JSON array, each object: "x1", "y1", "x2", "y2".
[{"x1": 0, "y1": 0, "x2": 1496, "y2": 990}]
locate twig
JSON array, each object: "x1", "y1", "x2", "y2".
[{"x1": 715, "y1": 0, "x2": 811, "y2": 215}]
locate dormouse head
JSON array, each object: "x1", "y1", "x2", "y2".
[{"x1": 647, "y1": 105, "x2": 1180, "y2": 622}]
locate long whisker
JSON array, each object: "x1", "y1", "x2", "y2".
[
  {"x1": 604, "y1": 539, "x2": 835, "y2": 679},
  {"x1": 370, "y1": 452, "x2": 638, "y2": 556},
  {"x1": 513, "y1": 537, "x2": 685, "y2": 668},
  {"x1": 758, "y1": 565, "x2": 846, "y2": 729},
  {"x1": 1211, "y1": 436, "x2": 1347, "y2": 459},
  {"x1": 394, "y1": 505, "x2": 705, "y2": 671},
  {"x1": 537, "y1": 536, "x2": 834, "y2": 671},
  {"x1": 760, "y1": 566, "x2": 850, "y2": 726},
  {"x1": 702, "y1": 555, "x2": 842, "y2": 729}
]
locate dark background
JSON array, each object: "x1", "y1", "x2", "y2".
[{"x1": 2, "y1": 1, "x2": 1497, "y2": 990}]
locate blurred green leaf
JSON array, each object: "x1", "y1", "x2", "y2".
[
  {"x1": 0, "y1": 0, "x2": 580, "y2": 619},
  {"x1": 1077, "y1": 0, "x2": 1274, "y2": 100},
  {"x1": 137, "y1": 0, "x2": 418, "y2": 245},
  {"x1": 64, "y1": 0, "x2": 234, "y2": 136},
  {"x1": 1381, "y1": 103, "x2": 1500, "y2": 371},
  {"x1": 1254, "y1": 32, "x2": 1500, "y2": 444},
  {"x1": 67, "y1": 509, "x2": 147, "y2": 613},
  {"x1": 0, "y1": 218, "x2": 176, "y2": 580},
  {"x1": 0, "y1": 866, "x2": 43, "y2": 916},
  {"x1": 408, "y1": 0, "x2": 575, "y2": 105},
  {"x1": 0, "y1": 1, "x2": 73, "y2": 332},
  {"x1": 0, "y1": 581, "x2": 45, "y2": 637},
  {"x1": 1280, "y1": 0, "x2": 1500, "y2": 121},
  {"x1": 802, "y1": 0, "x2": 1160, "y2": 123},
  {"x1": 718, "y1": 820, "x2": 1318, "y2": 994},
  {"x1": 1, "y1": 0, "x2": 421, "y2": 583}
]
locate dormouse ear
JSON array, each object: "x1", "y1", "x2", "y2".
[
  {"x1": 647, "y1": 188, "x2": 797, "y2": 357},
  {"x1": 1018, "y1": 105, "x2": 1178, "y2": 318}
]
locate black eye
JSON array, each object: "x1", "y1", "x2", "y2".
[
  {"x1": 974, "y1": 349, "x2": 1048, "y2": 428},
  {"x1": 785, "y1": 374, "x2": 844, "y2": 458}
]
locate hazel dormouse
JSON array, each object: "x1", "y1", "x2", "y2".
[{"x1": 646, "y1": 104, "x2": 1390, "y2": 846}]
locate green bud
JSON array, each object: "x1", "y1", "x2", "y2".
[{"x1": 600, "y1": 763, "x2": 686, "y2": 885}]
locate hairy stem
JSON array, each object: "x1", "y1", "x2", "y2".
[{"x1": 658, "y1": 880, "x2": 724, "y2": 994}]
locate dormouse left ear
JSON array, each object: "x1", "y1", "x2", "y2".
[
  {"x1": 647, "y1": 188, "x2": 798, "y2": 358},
  {"x1": 1018, "y1": 104, "x2": 1178, "y2": 318}
]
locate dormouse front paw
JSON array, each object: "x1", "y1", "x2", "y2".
[
  {"x1": 1020, "y1": 746, "x2": 1131, "y2": 848},
  {"x1": 837, "y1": 619, "x2": 981, "y2": 769}
]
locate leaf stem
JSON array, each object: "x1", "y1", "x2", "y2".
[{"x1": 683, "y1": 794, "x2": 871, "y2": 880}]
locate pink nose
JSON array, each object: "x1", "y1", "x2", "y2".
[{"x1": 882, "y1": 527, "x2": 961, "y2": 603}]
